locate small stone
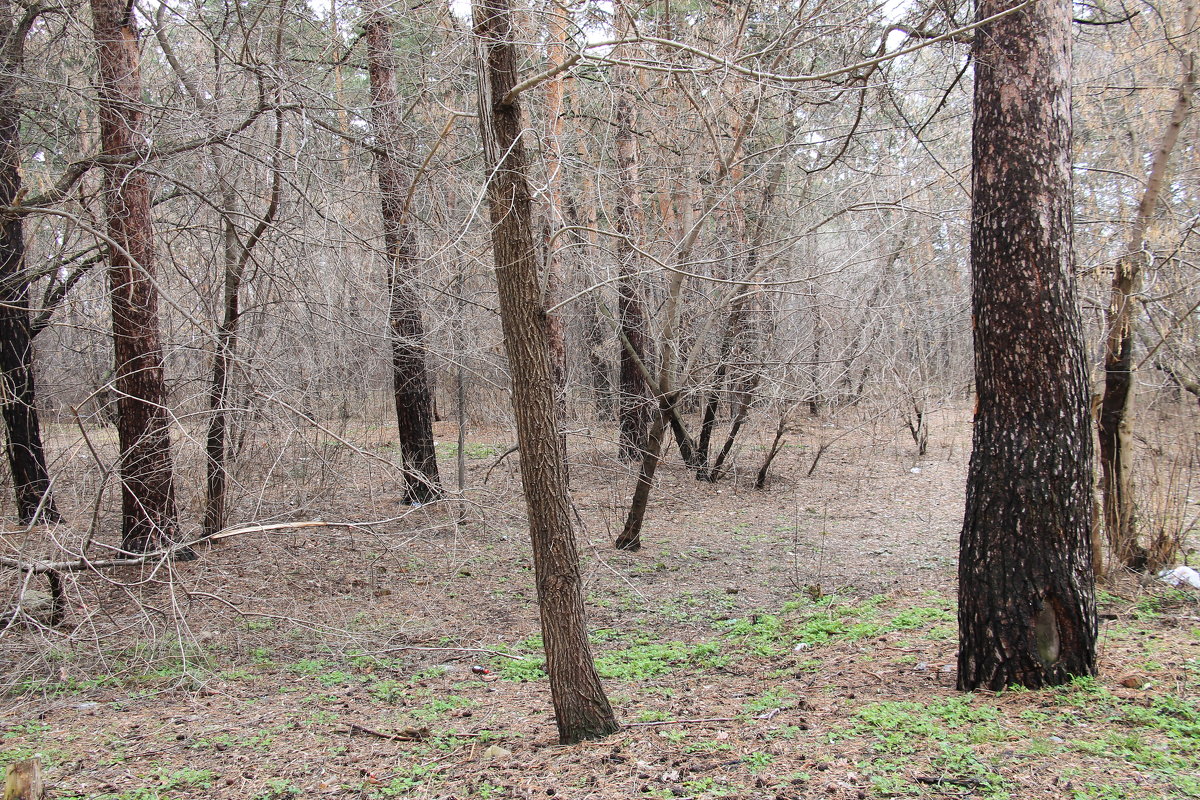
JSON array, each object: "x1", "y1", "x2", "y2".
[
  {"x1": 1120, "y1": 674, "x2": 1150, "y2": 689},
  {"x1": 481, "y1": 744, "x2": 511, "y2": 761}
]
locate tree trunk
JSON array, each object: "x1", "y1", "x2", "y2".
[
  {"x1": 1098, "y1": 2, "x2": 1195, "y2": 571},
  {"x1": 91, "y1": 0, "x2": 184, "y2": 554},
  {"x1": 150, "y1": 6, "x2": 285, "y2": 538},
  {"x1": 0, "y1": 1, "x2": 59, "y2": 524},
  {"x1": 365, "y1": 0, "x2": 443, "y2": 505},
  {"x1": 540, "y1": 0, "x2": 569, "y2": 394},
  {"x1": 474, "y1": 0, "x2": 618, "y2": 744},
  {"x1": 958, "y1": 0, "x2": 1096, "y2": 691},
  {"x1": 614, "y1": 84, "x2": 652, "y2": 461},
  {"x1": 615, "y1": 404, "x2": 666, "y2": 552}
]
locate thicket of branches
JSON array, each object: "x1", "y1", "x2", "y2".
[{"x1": 1, "y1": 0, "x2": 1197, "y2": 598}]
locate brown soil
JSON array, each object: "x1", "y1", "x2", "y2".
[{"x1": 1, "y1": 405, "x2": 1198, "y2": 799}]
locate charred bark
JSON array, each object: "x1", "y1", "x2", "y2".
[
  {"x1": 958, "y1": 0, "x2": 1096, "y2": 691},
  {"x1": 1099, "y1": 2, "x2": 1195, "y2": 570}
]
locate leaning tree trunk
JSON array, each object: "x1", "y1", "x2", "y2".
[
  {"x1": 1099, "y1": 2, "x2": 1195, "y2": 571},
  {"x1": 474, "y1": 0, "x2": 619, "y2": 744},
  {"x1": 365, "y1": 0, "x2": 443, "y2": 505},
  {"x1": 0, "y1": 0, "x2": 59, "y2": 524},
  {"x1": 91, "y1": 0, "x2": 183, "y2": 554},
  {"x1": 958, "y1": 0, "x2": 1097, "y2": 691}
]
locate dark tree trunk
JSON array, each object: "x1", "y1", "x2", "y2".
[
  {"x1": 203, "y1": 222, "x2": 239, "y2": 537},
  {"x1": 474, "y1": 0, "x2": 619, "y2": 745},
  {"x1": 91, "y1": 0, "x2": 183, "y2": 554},
  {"x1": 365, "y1": 0, "x2": 443, "y2": 505},
  {"x1": 958, "y1": 0, "x2": 1096, "y2": 691},
  {"x1": 615, "y1": 405, "x2": 666, "y2": 552},
  {"x1": 0, "y1": 1, "x2": 59, "y2": 524},
  {"x1": 704, "y1": 374, "x2": 759, "y2": 482}
]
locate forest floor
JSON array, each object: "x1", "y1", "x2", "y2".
[{"x1": 1, "y1": 403, "x2": 1199, "y2": 800}]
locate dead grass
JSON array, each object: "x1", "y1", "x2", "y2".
[{"x1": 1, "y1": 403, "x2": 1198, "y2": 799}]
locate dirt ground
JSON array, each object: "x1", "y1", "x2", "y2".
[{"x1": 1, "y1": 404, "x2": 1198, "y2": 799}]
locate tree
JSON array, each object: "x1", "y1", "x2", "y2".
[
  {"x1": 91, "y1": 0, "x2": 185, "y2": 554},
  {"x1": 0, "y1": 0, "x2": 59, "y2": 524},
  {"x1": 957, "y1": 0, "x2": 1096, "y2": 690},
  {"x1": 473, "y1": 0, "x2": 619, "y2": 744},
  {"x1": 364, "y1": 0, "x2": 443, "y2": 505},
  {"x1": 612, "y1": 21, "x2": 653, "y2": 462},
  {"x1": 1098, "y1": 1, "x2": 1196, "y2": 571}
]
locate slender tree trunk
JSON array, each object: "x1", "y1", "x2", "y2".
[
  {"x1": 474, "y1": 0, "x2": 618, "y2": 744},
  {"x1": 151, "y1": 5, "x2": 286, "y2": 538},
  {"x1": 540, "y1": 0, "x2": 569, "y2": 393},
  {"x1": 91, "y1": 0, "x2": 184, "y2": 554},
  {"x1": 0, "y1": 0, "x2": 59, "y2": 524},
  {"x1": 614, "y1": 82, "x2": 652, "y2": 461},
  {"x1": 704, "y1": 373, "x2": 760, "y2": 482},
  {"x1": 1099, "y1": 2, "x2": 1195, "y2": 570},
  {"x1": 958, "y1": 0, "x2": 1096, "y2": 691},
  {"x1": 615, "y1": 405, "x2": 666, "y2": 551},
  {"x1": 365, "y1": 0, "x2": 443, "y2": 504}
]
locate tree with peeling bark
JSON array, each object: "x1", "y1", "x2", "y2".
[
  {"x1": 957, "y1": 0, "x2": 1097, "y2": 690},
  {"x1": 474, "y1": 0, "x2": 619, "y2": 744},
  {"x1": 364, "y1": 0, "x2": 443, "y2": 506},
  {"x1": 0, "y1": 0, "x2": 59, "y2": 525},
  {"x1": 91, "y1": 0, "x2": 185, "y2": 554}
]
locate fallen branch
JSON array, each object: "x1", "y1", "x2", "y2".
[
  {"x1": 0, "y1": 520, "x2": 367, "y2": 575},
  {"x1": 623, "y1": 716, "x2": 736, "y2": 728},
  {"x1": 345, "y1": 723, "x2": 430, "y2": 741}
]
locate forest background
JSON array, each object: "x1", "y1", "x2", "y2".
[{"x1": 0, "y1": 0, "x2": 1199, "y2": 797}]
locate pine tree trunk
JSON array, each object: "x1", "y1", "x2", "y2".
[
  {"x1": 474, "y1": 0, "x2": 618, "y2": 744},
  {"x1": 614, "y1": 86, "x2": 652, "y2": 461},
  {"x1": 958, "y1": 0, "x2": 1096, "y2": 691},
  {"x1": 0, "y1": 3, "x2": 59, "y2": 524},
  {"x1": 365, "y1": 0, "x2": 443, "y2": 505},
  {"x1": 91, "y1": 0, "x2": 183, "y2": 554}
]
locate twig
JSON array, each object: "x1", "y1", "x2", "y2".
[
  {"x1": 915, "y1": 776, "x2": 984, "y2": 788},
  {"x1": 482, "y1": 445, "x2": 519, "y2": 484},
  {"x1": 623, "y1": 716, "x2": 736, "y2": 728},
  {"x1": 345, "y1": 722, "x2": 430, "y2": 741}
]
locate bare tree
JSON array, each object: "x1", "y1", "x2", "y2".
[
  {"x1": 365, "y1": 0, "x2": 444, "y2": 505},
  {"x1": 91, "y1": 0, "x2": 184, "y2": 554},
  {"x1": 958, "y1": 0, "x2": 1096, "y2": 690},
  {"x1": 0, "y1": 0, "x2": 59, "y2": 524},
  {"x1": 1098, "y1": 0, "x2": 1196, "y2": 571},
  {"x1": 474, "y1": 0, "x2": 619, "y2": 744}
]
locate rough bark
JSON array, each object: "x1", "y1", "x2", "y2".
[
  {"x1": 614, "y1": 83, "x2": 652, "y2": 461},
  {"x1": 540, "y1": 0, "x2": 569, "y2": 392},
  {"x1": 91, "y1": 0, "x2": 183, "y2": 554},
  {"x1": 1098, "y1": 2, "x2": 1195, "y2": 570},
  {"x1": 0, "y1": 0, "x2": 59, "y2": 524},
  {"x1": 365, "y1": 0, "x2": 443, "y2": 505},
  {"x1": 958, "y1": 0, "x2": 1096, "y2": 691},
  {"x1": 474, "y1": 0, "x2": 618, "y2": 744}
]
